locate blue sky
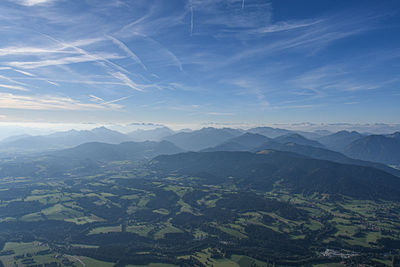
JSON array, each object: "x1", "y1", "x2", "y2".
[{"x1": 0, "y1": 0, "x2": 399, "y2": 128}]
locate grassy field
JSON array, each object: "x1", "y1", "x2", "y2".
[
  {"x1": 77, "y1": 256, "x2": 115, "y2": 267},
  {"x1": 154, "y1": 222, "x2": 182, "y2": 239},
  {"x1": 89, "y1": 225, "x2": 122, "y2": 235},
  {"x1": 313, "y1": 264, "x2": 344, "y2": 267},
  {"x1": 0, "y1": 242, "x2": 58, "y2": 267},
  {"x1": 180, "y1": 249, "x2": 270, "y2": 267},
  {"x1": 219, "y1": 225, "x2": 248, "y2": 239},
  {"x1": 0, "y1": 242, "x2": 118, "y2": 267},
  {"x1": 127, "y1": 224, "x2": 154, "y2": 237}
]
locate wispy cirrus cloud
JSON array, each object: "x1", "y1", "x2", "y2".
[
  {"x1": 0, "y1": 74, "x2": 29, "y2": 88},
  {"x1": 11, "y1": 0, "x2": 56, "y2": 6},
  {"x1": 228, "y1": 13, "x2": 380, "y2": 63},
  {"x1": 191, "y1": 0, "x2": 272, "y2": 29},
  {"x1": 253, "y1": 20, "x2": 322, "y2": 34},
  {"x1": 7, "y1": 53, "x2": 123, "y2": 69},
  {"x1": 229, "y1": 78, "x2": 270, "y2": 109},
  {"x1": 0, "y1": 92, "x2": 122, "y2": 110},
  {"x1": 292, "y1": 64, "x2": 398, "y2": 94}
]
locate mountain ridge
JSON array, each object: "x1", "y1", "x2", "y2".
[{"x1": 151, "y1": 151, "x2": 400, "y2": 201}]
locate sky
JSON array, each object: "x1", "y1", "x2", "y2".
[{"x1": 0, "y1": 0, "x2": 399, "y2": 130}]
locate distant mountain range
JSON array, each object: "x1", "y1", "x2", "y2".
[
  {"x1": 247, "y1": 126, "x2": 324, "y2": 139},
  {"x1": 343, "y1": 132, "x2": 400, "y2": 166},
  {"x1": 127, "y1": 127, "x2": 175, "y2": 142},
  {"x1": 163, "y1": 127, "x2": 243, "y2": 151},
  {"x1": 202, "y1": 133, "x2": 271, "y2": 152},
  {"x1": 0, "y1": 126, "x2": 176, "y2": 154},
  {"x1": 317, "y1": 130, "x2": 364, "y2": 151},
  {"x1": 203, "y1": 132, "x2": 325, "y2": 151},
  {"x1": 52, "y1": 140, "x2": 183, "y2": 162},
  {"x1": 151, "y1": 151, "x2": 400, "y2": 201},
  {"x1": 0, "y1": 127, "x2": 131, "y2": 153},
  {"x1": 1, "y1": 126, "x2": 399, "y2": 167}
]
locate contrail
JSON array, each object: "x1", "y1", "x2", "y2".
[
  {"x1": 134, "y1": 32, "x2": 184, "y2": 72},
  {"x1": 12, "y1": 68, "x2": 36, "y2": 77},
  {"x1": 190, "y1": 4, "x2": 194, "y2": 35},
  {"x1": 89, "y1": 94, "x2": 105, "y2": 103},
  {"x1": 104, "y1": 95, "x2": 133, "y2": 104},
  {"x1": 242, "y1": 0, "x2": 245, "y2": 9},
  {"x1": 107, "y1": 35, "x2": 148, "y2": 71},
  {"x1": 36, "y1": 31, "x2": 132, "y2": 75},
  {"x1": 110, "y1": 71, "x2": 144, "y2": 92}
]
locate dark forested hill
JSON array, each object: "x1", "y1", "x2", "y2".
[
  {"x1": 151, "y1": 151, "x2": 400, "y2": 200},
  {"x1": 253, "y1": 141, "x2": 400, "y2": 177},
  {"x1": 274, "y1": 133, "x2": 325, "y2": 148}
]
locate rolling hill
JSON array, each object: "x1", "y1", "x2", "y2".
[
  {"x1": 151, "y1": 151, "x2": 400, "y2": 200},
  {"x1": 273, "y1": 133, "x2": 324, "y2": 148},
  {"x1": 253, "y1": 141, "x2": 400, "y2": 177}
]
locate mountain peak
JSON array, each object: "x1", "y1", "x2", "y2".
[
  {"x1": 91, "y1": 126, "x2": 111, "y2": 132},
  {"x1": 274, "y1": 133, "x2": 324, "y2": 148}
]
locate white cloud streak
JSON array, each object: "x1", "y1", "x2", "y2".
[
  {"x1": 254, "y1": 20, "x2": 321, "y2": 34},
  {"x1": 0, "y1": 84, "x2": 29, "y2": 91},
  {"x1": 0, "y1": 74, "x2": 29, "y2": 87},
  {"x1": 0, "y1": 46, "x2": 76, "y2": 56},
  {"x1": 7, "y1": 53, "x2": 123, "y2": 69},
  {"x1": 12, "y1": 0, "x2": 56, "y2": 6},
  {"x1": 89, "y1": 94, "x2": 105, "y2": 103},
  {"x1": 11, "y1": 69, "x2": 36, "y2": 77},
  {"x1": 104, "y1": 95, "x2": 133, "y2": 104},
  {"x1": 0, "y1": 92, "x2": 122, "y2": 110},
  {"x1": 190, "y1": 1, "x2": 194, "y2": 35}
]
